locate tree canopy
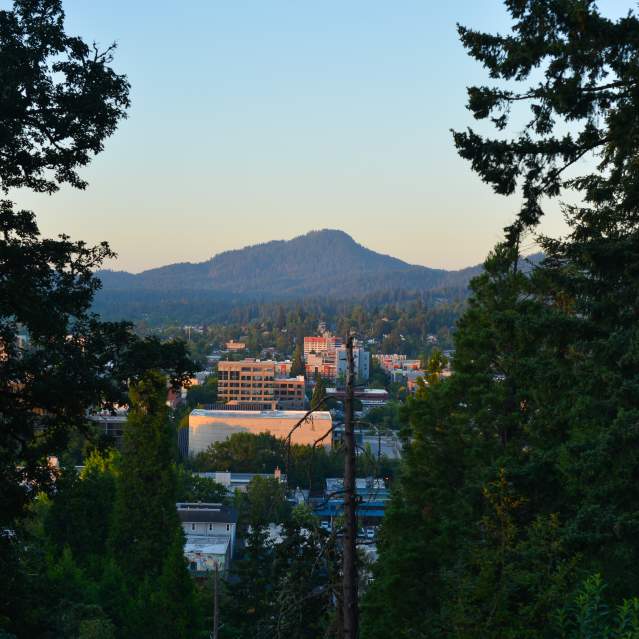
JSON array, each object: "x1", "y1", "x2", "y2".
[
  {"x1": 453, "y1": 0, "x2": 639, "y2": 239},
  {"x1": 364, "y1": 2, "x2": 639, "y2": 637},
  {"x1": 0, "y1": 0, "x2": 130, "y2": 194},
  {"x1": 0, "y1": 2, "x2": 195, "y2": 634}
]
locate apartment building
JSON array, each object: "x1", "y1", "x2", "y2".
[
  {"x1": 373, "y1": 353, "x2": 421, "y2": 372},
  {"x1": 303, "y1": 335, "x2": 342, "y2": 356},
  {"x1": 305, "y1": 351, "x2": 338, "y2": 380},
  {"x1": 304, "y1": 334, "x2": 341, "y2": 380},
  {"x1": 217, "y1": 359, "x2": 305, "y2": 409}
]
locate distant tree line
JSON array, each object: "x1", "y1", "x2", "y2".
[{"x1": 157, "y1": 297, "x2": 462, "y2": 367}]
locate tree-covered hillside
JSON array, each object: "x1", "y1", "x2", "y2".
[
  {"x1": 97, "y1": 229, "x2": 453, "y2": 293},
  {"x1": 93, "y1": 232, "x2": 542, "y2": 324}
]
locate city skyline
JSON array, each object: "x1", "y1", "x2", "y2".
[{"x1": 12, "y1": 0, "x2": 630, "y2": 273}]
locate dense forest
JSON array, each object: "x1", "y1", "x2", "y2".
[
  {"x1": 93, "y1": 243, "x2": 542, "y2": 326},
  {"x1": 155, "y1": 296, "x2": 463, "y2": 363},
  {"x1": 93, "y1": 283, "x2": 471, "y2": 326}
]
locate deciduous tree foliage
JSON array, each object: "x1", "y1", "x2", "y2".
[
  {"x1": 0, "y1": 0, "x2": 130, "y2": 194},
  {"x1": 0, "y1": 2, "x2": 194, "y2": 635},
  {"x1": 311, "y1": 373, "x2": 326, "y2": 410},
  {"x1": 236, "y1": 476, "x2": 291, "y2": 530},
  {"x1": 222, "y1": 508, "x2": 335, "y2": 639},
  {"x1": 45, "y1": 450, "x2": 119, "y2": 565}
]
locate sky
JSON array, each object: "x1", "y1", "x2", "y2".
[{"x1": 12, "y1": 0, "x2": 634, "y2": 272}]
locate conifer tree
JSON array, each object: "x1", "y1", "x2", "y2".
[
  {"x1": 110, "y1": 370, "x2": 181, "y2": 581},
  {"x1": 223, "y1": 526, "x2": 275, "y2": 639},
  {"x1": 311, "y1": 373, "x2": 326, "y2": 411},
  {"x1": 364, "y1": 2, "x2": 639, "y2": 636},
  {"x1": 289, "y1": 344, "x2": 305, "y2": 378},
  {"x1": 153, "y1": 532, "x2": 201, "y2": 639},
  {"x1": 110, "y1": 370, "x2": 200, "y2": 638}
]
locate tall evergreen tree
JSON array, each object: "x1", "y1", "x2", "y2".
[
  {"x1": 152, "y1": 533, "x2": 201, "y2": 639},
  {"x1": 110, "y1": 370, "x2": 181, "y2": 581},
  {"x1": 451, "y1": 0, "x2": 639, "y2": 599},
  {"x1": 452, "y1": 0, "x2": 639, "y2": 240},
  {"x1": 364, "y1": 2, "x2": 639, "y2": 636},
  {"x1": 311, "y1": 373, "x2": 326, "y2": 411},
  {"x1": 289, "y1": 344, "x2": 305, "y2": 377},
  {"x1": 110, "y1": 371, "x2": 200, "y2": 639},
  {"x1": 222, "y1": 526, "x2": 275, "y2": 639}
]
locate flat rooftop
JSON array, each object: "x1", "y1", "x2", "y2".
[
  {"x1": 326, "y1": 388, "x2": 389, "y2": 396},
  {"x1": 190, "y1": 409, "x2": 331, "y2": 420}
]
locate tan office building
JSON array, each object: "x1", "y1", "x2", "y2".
[{"x1": 217, "y1": 359, "x2": 305, "y2": 409}]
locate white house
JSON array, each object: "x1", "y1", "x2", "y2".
[{"x1": 177, "y1": 502, "x2": 238, "y2": 573}]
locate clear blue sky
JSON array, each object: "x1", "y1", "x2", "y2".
[{"x1": 13, "y1": 0, "x2": 632, "y2": 272}]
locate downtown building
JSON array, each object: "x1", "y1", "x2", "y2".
[
  {"x1": 217, "y1": 359, "x2": 305, "y2": 410},
  {"x1": 188, "y1": 408, "x2": 333, "y2": 455},
  {"x1": 304, "y1": 335, "x2": 370, "y2": 383}
]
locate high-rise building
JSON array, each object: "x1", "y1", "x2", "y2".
[
  {"x1": 336, "y1": 345, "x2": 370, "y2": 383},
  {"x1": 303, "y1": 334, "x2": 342, "y2": 380},
  {"x1": 303, "y1": 335, "x2": 342, "y2": 356},
  {"x1": 302, "y1": 335, "x2": 370, "y2": 382}
]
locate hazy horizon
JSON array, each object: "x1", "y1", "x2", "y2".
[{"x1": 11, "y1": 0, "x2": 631, "y2": 273}]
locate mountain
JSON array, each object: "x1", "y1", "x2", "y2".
[
  {"x1": 93, "y1": 229, "x2": 538, "y2": 323},
  {"x1": 98, "y1": 229, "x2": 472, "y2": 295}
]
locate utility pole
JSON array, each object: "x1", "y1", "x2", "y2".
[
  {"x1": 212, "y1": 561, "x2": 219, "y2": 639},
  {"x1": 342, "y1": 334, "x2": 358, "y2": 638}
]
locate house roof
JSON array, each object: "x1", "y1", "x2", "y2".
[
  {"x1": 177, "y1": 503, "x2": 238, "y2": 524},
  {"x1": 184, "y1": 536, "x2": 231, "y2": 555}
]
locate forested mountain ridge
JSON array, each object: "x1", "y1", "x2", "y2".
[
  {"x1": 94, "y1": 230, "x2": 541, "y2": 323},
  {"x1": 97, "y1": 229, "x2": 477, "y2": 295}
]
